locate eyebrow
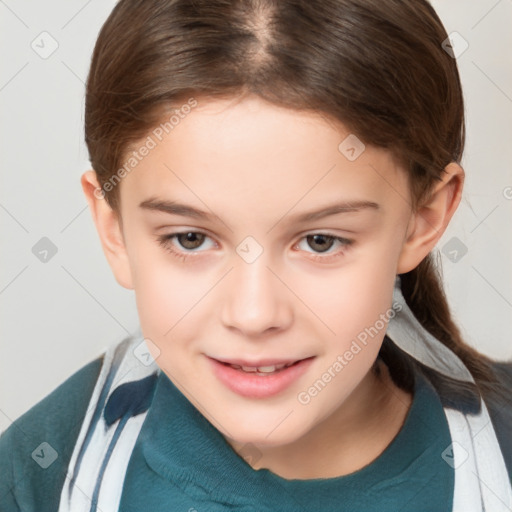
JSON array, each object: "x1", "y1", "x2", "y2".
[{"x1": 139, "y1": 197, "x2": 380, "y2": 223}]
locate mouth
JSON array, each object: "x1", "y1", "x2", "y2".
[{"x1": 207, "y1": 355, "x2": 316, "y2": 398}]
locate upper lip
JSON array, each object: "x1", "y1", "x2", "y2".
[{"x1": 209, "y1": 356, "x2": 313, "y2": 367}]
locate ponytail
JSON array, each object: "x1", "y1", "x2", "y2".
[{"x1": 381, "y1": 252, "x2": 511, "y2": 409}]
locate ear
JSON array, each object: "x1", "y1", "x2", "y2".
[
  {"x1": 396, "y1": 162, "x2": 465, "y2": 274},
  {"x1": 81, "y1": 170, "x2": 134, "y2": 290}
]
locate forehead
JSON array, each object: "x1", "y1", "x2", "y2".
[{"x1": 118, "y1": 95, "x2": 410, "y2": 220}]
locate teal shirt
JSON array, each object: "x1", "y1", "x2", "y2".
[
  {"x1": 0, "y1": 353, "x2": 458, "y2": 511},
  {"x1": 0, "y1": 359, "x2": 102, "y2": 511},
  {"x1": 119, "y1": 366, "x2": 454, "y2": 511}
]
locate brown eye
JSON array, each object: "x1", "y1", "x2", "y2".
[
  {"x1": 175, "y1": 232, "x2": 206, "y2": 250},
  {"x1": 295, "y1": 233, "x2": 354, "y2": 263},
  {"x1": 306, "y1": 234, "x2": 335, "y2": 253}
]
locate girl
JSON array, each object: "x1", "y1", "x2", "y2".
[{"x1": 1, "y1": 0, "x2": 511, "y2": 511}]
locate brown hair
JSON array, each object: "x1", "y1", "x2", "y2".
[{"x1": 84, "y1": 0, "x2": 508, "y2": 405}]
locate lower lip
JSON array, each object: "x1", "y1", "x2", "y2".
[{"x1": 208, "y1": 356, "x2": 315, "y2": 399}]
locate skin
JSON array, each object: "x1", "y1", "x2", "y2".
[{"x1": 81, "y1": 94, "x2": 464, "y2": 480}]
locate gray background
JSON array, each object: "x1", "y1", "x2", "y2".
[{"x1": 1, "y1": 0, "x2": 511, "y2": 432}]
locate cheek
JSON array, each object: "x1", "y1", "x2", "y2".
[
  {"x1": 130, "y1": 245, "x2": 205, "y2": 341},
  {"x1": 133, "y1": 270, "x2": 205, "y2": 377},
  {"x1": 305, "y1": 242, "x2": 398, "y2": 343}
]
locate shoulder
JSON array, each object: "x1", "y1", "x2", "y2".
[
  {"x1": 485, "y1": 359, "x2": 512, "y2": 483},
  {"x1": 0, "y1": 355, "x2": 103, "y2": 512}
]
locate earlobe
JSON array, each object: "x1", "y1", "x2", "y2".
[
  {"x1": 81, "y1": 170, "x2": 134, "y2": 290},
  {"x1": 396, "y1": 162, "x2": 465, "y2": 274}
]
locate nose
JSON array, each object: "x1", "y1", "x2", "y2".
[{"x1": 220, "y1": 253, "x2": 293, "y2": 337}]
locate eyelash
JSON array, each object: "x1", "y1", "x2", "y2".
[{"x1": 156, "y1": 231, "x2": 354, "y2": 263}]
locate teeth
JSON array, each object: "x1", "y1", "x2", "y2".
[
  {"x1": 229, "y1": 362, "x2": 295, "y2": 373},
  {"x1": 256, "y1": 365, "x2": 280, "y2": 373}
]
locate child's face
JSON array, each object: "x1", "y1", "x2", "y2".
[{"x1": 109, "y1": 95, "x2": 420, "y2": 446}]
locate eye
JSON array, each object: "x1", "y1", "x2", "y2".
[
  {"x1": 295, "y1": 233, "x2": 353, "y2": 262},
  {"x1": 156, "y1": 231, "x2": 215, "y2": 261}
]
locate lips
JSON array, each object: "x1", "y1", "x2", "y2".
[{"x1": 207, "y1": 355, "x2": 316, "y2": 398}]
